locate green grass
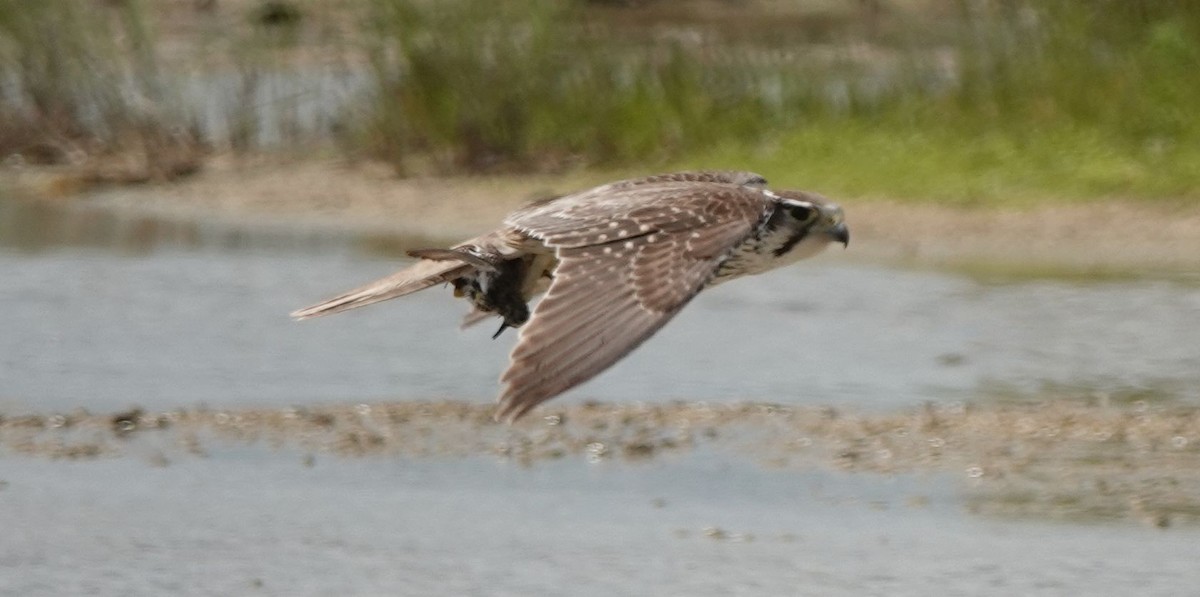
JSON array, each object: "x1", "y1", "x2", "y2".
[
  {"x1": 354, "y1": 0, "x2": 1200, "y2": 203},
  {"x1": 690, "y1": 122, "x2": 1200, "y2": 205},
  {"x1": 668, "y1": 1, "x2": 1200, "y2": 203},
  {"x1": 2, "y1": 0, "x2": 1198, "y2": 203}
]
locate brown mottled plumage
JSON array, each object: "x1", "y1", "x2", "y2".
[{"x1": 292, "y1": 171, "x2": 848, "y2": 422}]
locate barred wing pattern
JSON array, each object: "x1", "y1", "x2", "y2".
[{"x1": 495, "y1": 182, "x2": 771, "y2": 421}]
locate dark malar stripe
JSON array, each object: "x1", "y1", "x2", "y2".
[{"x1": 773, "y1": 228, "x2": 809, "y2": 257}]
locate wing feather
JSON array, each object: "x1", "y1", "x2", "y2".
[
  {"x1": 505, "y1": 171, "x2": 766, "y2": 245},
  {"x1": 495, "y1": 183, "x2": 770, "y2": 421}
]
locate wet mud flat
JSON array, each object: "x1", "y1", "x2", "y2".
[{"x1": 4, "y1": 399, "x2": 1199, "y2": 528}]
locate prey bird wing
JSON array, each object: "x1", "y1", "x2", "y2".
[{"x1": 495, "y1": 182, "x2": 771, "y2": 421}]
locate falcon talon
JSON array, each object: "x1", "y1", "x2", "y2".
[{"x1": 292, "y1": 170, "x2": 849, "y2": 422}]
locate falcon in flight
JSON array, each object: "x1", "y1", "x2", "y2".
[{"x1": 292, "y1": 171, "x2": 849, "y2": 422}]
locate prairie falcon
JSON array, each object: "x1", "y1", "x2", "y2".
[{"x1": 292, "y1": 171, "x2": 849, "y2": 422}]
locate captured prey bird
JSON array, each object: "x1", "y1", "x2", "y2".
[{"x1": 291, "y1": 171, "x2": 849, "y2": 422}]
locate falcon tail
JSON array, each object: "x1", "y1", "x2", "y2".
[{"x1": 290, "y1": 257, "x2": 473, "y2": 320}]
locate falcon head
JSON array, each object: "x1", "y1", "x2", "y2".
[
  {"x1": 769, "y1": 189, "x2": 850, "y2": 251},
  {"x1": 817, "y1": 201, "x2": 850, "y2": 247}
]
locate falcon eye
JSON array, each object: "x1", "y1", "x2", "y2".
[{"x1": 784, "y1": 202, "x2": 815, "y2": 222}]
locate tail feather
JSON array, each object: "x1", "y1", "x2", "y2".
[{"x1": 291, "y1": 258, "x2": 472, "y2": 320}]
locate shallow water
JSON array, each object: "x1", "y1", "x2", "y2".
[
  {"x1": 3, "y1": 450, "x2": 1199, "y2": 597},
  {"x1": 1, "y1": 198, "x2": 1198, "y2": 415},
  {"x1": 3, "y1": 196, "x2": 1200, "y2": 596}
]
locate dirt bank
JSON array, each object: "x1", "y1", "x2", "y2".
[{"x1": 6, "y1": 157, "x2": 1200, "y2": 274}]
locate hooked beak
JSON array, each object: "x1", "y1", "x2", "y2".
[{"x1": 829, "y1": 222, "x2": 850, "y2": 248}]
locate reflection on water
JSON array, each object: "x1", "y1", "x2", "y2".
[
  {"x1": 1, "y1": 196, "x2": 1198, "y2": 415},
  {"x1": 1, "y1": 197, "x2": 195, "y2": 253},
  {"x1": 0, "y1": 195, "x2": 358, "y2": 255}
]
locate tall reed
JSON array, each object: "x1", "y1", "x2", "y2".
[
  {"x1": 356, "y1": 0, "x2": 802, "y2": 173},
  {"x1": 0, "y1": 0, "x2": 204, "y2": 180}
]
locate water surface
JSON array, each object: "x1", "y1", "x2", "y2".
[
  {"x1": 1, "y1": 197, "x2": 1198, "y2": 415},
  {"x1": 2, "y1": 196, "x2": 1199, "y2": 597},
  {"x1": 3, "y1": 453, "x2": 1198, "y2": 597}
]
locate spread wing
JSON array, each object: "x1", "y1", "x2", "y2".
[{"x1": 495, "y1": 182, "x2": 771, "y2": 421}]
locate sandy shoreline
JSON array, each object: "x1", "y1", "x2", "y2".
[
  {"x1": 4, "y1": 399, "x2": 1198, "y2": 527},
  {"x1": 6, "y1": 158, "x2": 1200, "y2": 274}
]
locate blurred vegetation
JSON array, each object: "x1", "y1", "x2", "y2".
[
  {"x1": 0, "y1": 0, "x2": 201, "y2": 181},
  {"x1": 354, "y1": 0, "x2": 796, "y2": 173},
  {"x1": 1, "y1": 0, "x2": 1197, "y2": 201}
]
